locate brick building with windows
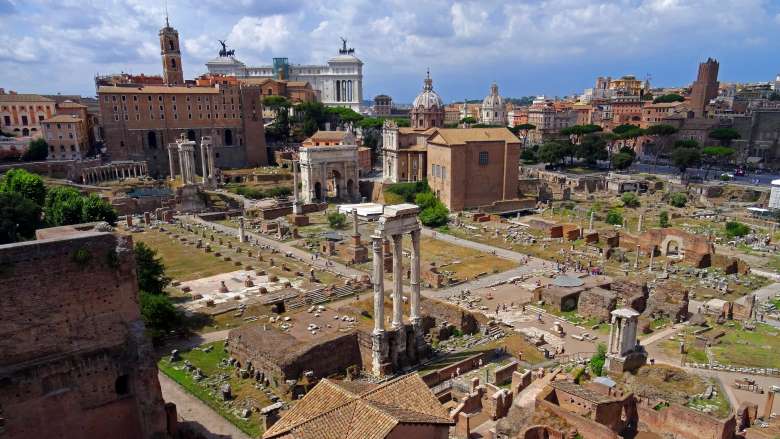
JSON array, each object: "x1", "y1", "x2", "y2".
[
  {"x1": 97, "y1": 19, "x2": 268, "y2": 176},
  {"x1": 426, "y1": 128, "x2": 521, "y2": 211},
  {"x1": 42, "y1": 114, "x2": 89, "y2": 160},
  {"x1": 0, "y1": 90, "x2": 55, "y2": 138}
]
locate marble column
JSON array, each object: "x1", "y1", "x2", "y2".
[
  {"x1": 410, "y1": 229, "x2": 421, "y2": 324},
  {"x1": 608, "y1": 315, "x2": 616, "y2": 353},
  {"x1": 589, "y1": 211, "x2": 594, "y2": 230},
  {"x1": 168, "y1": 146, "x2": 176, "y2": 180},
  {"x1": 200, "y1": 142, "x2": 209, "y2": 185},
  {"x1": 634, "y1": 244, "x2": 640, "y2": 269},
  {"x1": 637, "y1": 214, "x2": 644, "y2": 233},
  {"x1": 372, "y1": 237, "x2": 385, "y2": 334},
  {"x1": 391, "y1": 234, "x2": 403, "y2": 329},
  {"x1": 292, "y1": 160, "x2": 301, "y2": 214}
]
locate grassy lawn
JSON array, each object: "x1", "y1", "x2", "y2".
[
  {"x1": 158, "y1": 342, "x2": 271, "y2": 437},
  {"x1": 133, "y1": 230, "x2": 238, "y2": 281},
  {"x1": 710, "y1": 321, "x2": 780, "y2": 369},
  {"x1": 659, "y1": 328, "x2": 709, "y2": 364}
]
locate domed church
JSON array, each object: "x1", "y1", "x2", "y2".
[
  {"x1": 480, "y1": 82, "x2": 506, "y2": 126},
  {"x1": 410, "y1": 70, "x2": 445, "y2": 130}
]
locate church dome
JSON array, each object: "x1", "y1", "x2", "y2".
[
  {"x1": 482, "y1": 82, "x2": 503, "y2": 110},
  {"x1": 413, "y1": 71, "x2": 443, "y2": 109}
]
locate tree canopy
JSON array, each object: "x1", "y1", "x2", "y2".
[
  {"x1": 671, "y1": 140, "x2": 701, "y2": 175},
  {"x1": 652, "y1": 94, "x2": 685, "y2": 104},
  {"x1": 0, "y1": 168, "x2": 47, "y2": 206},
  {"x1": 459, "y1": 116, "x2": 477, "y2": 125},
  {"x1": 708, "y1": 128, "x2": 740, "y2": 146},
  {"x1": 44, "y1": 186, "x2": 117, "y2": 226},
  {"x1": 135, "y1": 242, "x2": 171, "y2": 295},
  {"x1": 0, "y1": 191, "x2": 41, "y2": 244},
  {"x1": 23, "y1": 138, "x2": 49, "y2": 161}
]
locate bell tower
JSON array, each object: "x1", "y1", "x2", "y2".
[{"x1": 159, "y1": 16, "x2": 184, "y2": 85}]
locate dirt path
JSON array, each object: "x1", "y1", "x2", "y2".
[{"x1": 159, "y1": 372, "x2": 251, "y2": 439}]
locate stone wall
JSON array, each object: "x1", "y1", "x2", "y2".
[
  {"x1": 578, "y1": 288, "x2": 617, "y2": 322},
  {"x1": 419, "y1": 297, "x2": 485, "y2": 335},
  {"x1": 0, "y1": 229, "x2": 169, "y2": 439},
  {"x1": 636, "y1": 398, "x2": 736, "y2": 439},
  {"x1": 646, "y1": 281, "x2": 690, "y2": 322}
]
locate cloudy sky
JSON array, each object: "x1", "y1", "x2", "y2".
[{"x1": 1, "y1": 0, "x2": 779, "y2": 103}]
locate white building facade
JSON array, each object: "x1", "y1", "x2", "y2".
[{"x1": 206, "y1": 40, "x2": 363, "y2": 111}]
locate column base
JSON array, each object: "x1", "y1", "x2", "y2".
[{"x1": 371, "y1": 330, "x2": 390, "y2": 377}]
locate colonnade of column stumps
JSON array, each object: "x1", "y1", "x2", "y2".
[{"x1": 81, "y1": 162, "x2": 148, "y2": 185}]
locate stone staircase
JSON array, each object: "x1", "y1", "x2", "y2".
[
  {"x1": 332, "y1": 285, "x2": 354, "y2": 299},
  {"x1": 487, "y1": 324, "x2": 505, "y2": 339}
]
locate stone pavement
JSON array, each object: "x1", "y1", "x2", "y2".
[{"x1": 159, "y1": 372, "x2": 251, "y2": 439}]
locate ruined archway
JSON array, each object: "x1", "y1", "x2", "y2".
[
  {"x1": 328, "y1": 169, "x2": 342, "y2": 199},
  {"x1": 314, "y1": 181, "x2": 322, "y2": 201},
  {"x1": 661, "y1": 236, "x2": 684, "y2": 258}
]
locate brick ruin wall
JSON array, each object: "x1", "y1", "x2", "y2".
[
  {"x1": 227, "y1": 330, "x2": 363, "y2": 386},
  {"x1": 420, "y1": 297, "x2": 486, "y2": 335},
  {"x1": 635, "y1": 399, "x2": 736, "y2": 439},
  {"x1": 577, "y1": 290, "x2": 617, "y2": 322},
  {"x1": 0, "y1": 231, "x2": 168, "y2": 439},
  {"x1": 646, "y1": 281, "x2": 690, "y2": 322}
]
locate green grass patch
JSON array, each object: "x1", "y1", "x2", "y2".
[{"x1": 158, "y1": 342, "x2": 266, "y2": 437}]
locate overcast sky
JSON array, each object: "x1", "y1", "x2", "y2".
[{"x1": 1, "y1": 0, "x2": 779, "y2": 103}]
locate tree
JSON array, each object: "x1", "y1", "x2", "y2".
[
  {"x1": 296, "y1": 101, "x2": 329, "y2": 137},
  {"x1": 575, "y1": 133, "x2": 608, "y2": 166},
  {"x1": 511, "y1": 122, "x2": 536, "y2": 150},
  {"x1": 327, "y1": 107, "x2": 363, "y2": 128},
  {"x1": 701, "y1": 146, "x2": 735, "y2": 179},
  {"x1": 81, "y1": 193, "x2": 118, "y2": 225},
  {"x1": 327, "y1": 211, "x2": 347, "y2": 229},
  {"x1": 659, "y1": 210, "x2": 670, "y2": 228},
  {"x1": 671, "y1": 141, "x2": 701, "y2": 177},
  {"x1": 708, "y1": 128, "x2": 740, "y2": 147},
  {"x1": 0, "y1": 168, "x2": 47, "y2": 206},
  {"x1": 139, "y1": 291, "x2": 179, "y2": 341},
  {"x1": 263, "y1": 96, "x2": 292, "y2": 144},
  {"x1": 669, "y1": 192, "x2": 687, "y2": 208},
  {"x1": 560, "y1": 124, "x2": 602, "y2": 145},
  {"x1": 537, "y1": 141, "x2": 567, "y2": 166},
  {"x1": 22, "y1": 138, "x2": 49, "y2": 161},
  {"x1": 725, "y1": 221, "x2": 750, "y2": 238},
  {"x1": 645, "y1": 124, "x2": 678, "y2": 171},
  {"x1": 43, "y1": 186, "x2": 84, "y2": 226},
  {"x1": 652, "y1": 93, "x2": 685, "y2": 104},
  {"x1": 605, "y1": 210, "x2": 623, "y2": 226},
  {"x1": 590, "y1": 343, "x2": 607, "y2": 376},
  {"x1": 134, "y1": 242, "x2": 171, "y2": 295},
  {"x1": 419, "y1": 202, "x2": 449, "y2": 227},
  {"x1": 414, "y1": 192, "x2": 438, "y2": 210},
  {"x1": 612, "y1": 146, "x2": 636, "y2": 171},
  {"x1": 459, "y1": 116, "x2": 477, "y2": 125},
  {"x1": 520, "y1": 145, "x2": 538, "y2": 164},
  {"x1": 0, "y1": 191, "x2": 42, "y2": 244},
  {"x1": 621, "y1": 192, "x2": 640, "y2": 208}
]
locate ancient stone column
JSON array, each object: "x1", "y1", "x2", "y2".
[
  {"x1": 177, "y1": 148, "x2": 185, "y2": 183},
  {"x1": 410, "y1": 229, "x2": 421, "y2": 324},
  {"x1": 292, "y1": 160, "x2": 302, "y2": 214},
  {"x1": 764, "y1": 390, "x2": 776, "y2": 420},
  {"x1": 200, "y1": 140, "x2": 209, "y2": 185},
  {"x1": 607, "y1": 315, "x2": 616, "y2": 354},
  {"x1": 352, "y1": 209, "x2": 359, "y2": 237},
  {"x1": 649, "y1": 250, "x2": 654, "y2": 272},
  {"x1": 634, "y1": 244, "x2": 640, "y2": 269},
  {"x1": 637, "y1": 214, "x2": 644, "y2": 233},
  {"x1": 589, "y1": 211, "x2": 594, "y2": 230},
  {"x1": 391, "y1": 234, "x2": 403, "y2": 329},
  {"x1": 208, "y1": 145, "x2": 216, "y2": 186},
  {"x1": 372, "y1": 237, "x2": 385, "y2": 334},
  {"x1": 238, "y1": 217, "x2": 245, "y2": 243}
]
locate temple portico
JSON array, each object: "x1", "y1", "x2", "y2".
[
  {"x1": 168, "y1": 134, "x2": 217, "y2": 186},
  {"x1": 370, "y1": 203, "x2": 426, "y2": 376},
  {"x1": 605, "y1": 307, "x2": 647, "y2": 373}
]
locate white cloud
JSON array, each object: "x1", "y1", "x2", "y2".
[{"x1": 227, "y1": 15, "x2": 291, "y2": 55}]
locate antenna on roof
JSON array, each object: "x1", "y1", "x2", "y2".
[{"x1": 164, "y1": 0, "x2": 169, "y2": 27}]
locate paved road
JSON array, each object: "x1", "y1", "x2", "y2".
[
  {"x1": 159, "y1": 372, "x2": 251, "y2": 439},
  {"x1": 632, "y1": 162, "x2": 780, "y2": 186}
]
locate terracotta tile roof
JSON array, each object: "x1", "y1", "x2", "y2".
[
  {"x1": 0, "y1": 93, "x2": 54, "y2": 103},
  {"x1": 57, "y1": 101, "x2": 87, "y2": 109},
  {"x1": 263, "y1": 374, "x2": 453, "y2": 439},
  {"x1": 398, "y1": 127, "x2": 437, "y2": 135},
  {"x1": 97, "y1": 85, "x2": 219, "y2": 94},
  {"x1": 427, "y1": 127, "x2": 520, "y2": 146}
]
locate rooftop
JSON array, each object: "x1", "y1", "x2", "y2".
[
  {"x1": 41, "y1": 115, "x2": 83, "y2": 123},
  {"x1": 263, "y1": 373, "x2": 452, "y2": 439},
  {"x1": 0, "y1": 93, "x2": 54, "y2": 103},
  {"x1": 97, "y1": 85, "x2": 219, "y2": 94},
  {"x1": 428, "y1": 128, "x2": 520, "y2": 146}
]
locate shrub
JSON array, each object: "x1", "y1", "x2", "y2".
[
  {"x1": 669, "y1": 192, "x2": 687, "y2": 208},
  {"x1": 621, "y1": 192, "x2": 640, "y2": 208},
  {"x1": 590, "y1": 343, "x2": 607, "y2": 376},
  {"x1": 22, "y1": 138, "x2": 49, "y2": 161},
  {"x1": 605, "y1": 210, "x2": 623, "y2": 226},
  {"x1": 385, "y1": 181, "x2": 429, "y2": 202},
  {"x1": 725, "y1": 221, "x2": 750, "y2": 239},
  {"x1": 659, "y1": 210, "x2": 670, "y2": 228},
  {"x1": 419, "y1": 202, "x2": 449, "y2": 227},
  {"x1": 327, "y1": 211, "x2": 347, "y2": 229},
  {"x1": 0, "y1": 168, "x2": 47, "y2": 206}
]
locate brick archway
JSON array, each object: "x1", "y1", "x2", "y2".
[{"x1": 660, "y1": 235, "x2": 684, "y2": 257}]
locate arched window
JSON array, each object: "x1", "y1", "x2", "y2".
[
  {"x1": 171, "y1": 58, "x2": 177, "y2": 69},
  {"x1": 168, "y1": 39, "x2": 175, "y2": 51},
  {"x1": 147, "y1": 131, "x2": 157, "y2": 149},
  {"x1": 224, "y1": 129, "x2": 233, "y2": 146},
  {"x1": 187, "y1": 129, "x2": 196, "y2": 141}
]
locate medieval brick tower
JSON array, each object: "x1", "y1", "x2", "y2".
[
  {"x1": 689, "y1": 57, "x2": 719, "y2": 118},
  {"x1": 159, "y1": 17, "x2": 184, "y2": 85}
]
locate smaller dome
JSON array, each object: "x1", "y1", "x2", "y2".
[
  {"x1": 413, "y1": 71, "x2": 443, "y2": 109},
  {"x1": 482, "y1": 82, "x2": 504, "y2": 109}
]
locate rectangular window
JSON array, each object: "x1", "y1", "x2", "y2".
[
  {"x1": 479, "y1": 151, "x2": 489, "y2": 165},
  {"x1": 3, "y1": 115, "x2": 10, "y2": 125}
]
